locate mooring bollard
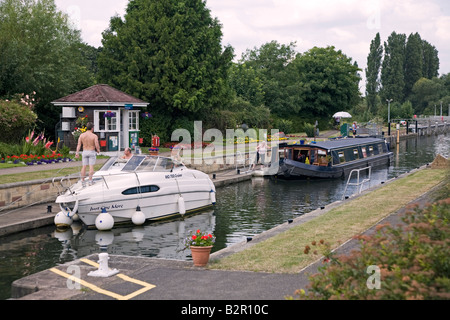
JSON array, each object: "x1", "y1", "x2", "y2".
[{"x1": 87, "y1": 253, "x2": 119, "y2": 278}]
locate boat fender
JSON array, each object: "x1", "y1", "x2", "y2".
[
  {"x1": 132, "y1": 206, "x2": 146, "y2": 225},
  {"x1": 95, "y1": 207, "x2": 114, "y2": 231},
  {"x1": 59, "y1": 200, "x2": 79, "y2": 218},
  {"x1": 54, "y1": 211, "x2": 73, "y2": 229},
  {"x1": 210, "y1": 190, "x2": 216, "y2": 205},
  {"x1": 178, "y1": 196, "x2": 186, "y2": 215}
]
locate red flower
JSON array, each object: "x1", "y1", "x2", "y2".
[
  {"x1": 196, "y1": 229, "x2": 200, "y2": 233},
  {"x1": 192, "y1": 235, "x2": 197, "y2": 240}
]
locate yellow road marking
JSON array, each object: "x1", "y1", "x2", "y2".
[
  {"x1": 50, "y1": 267, "x2": 124, "y2": 300},
  {"x1": 49, "y1": 258, "x2": 156, "y2": 300}
]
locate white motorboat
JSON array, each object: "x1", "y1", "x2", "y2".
[{"x1": 54, "y1": 155, "x2": 216, "y2": 230}]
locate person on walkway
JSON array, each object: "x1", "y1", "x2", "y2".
[
  {"x1": 75, "y1": 122, "x2": 100, "y2": 186},
  {"x1": 352, "y1": 122, "x2": 357, "y2": 137},
  {"x1": 251, "y1": 140, "x2": 267, "y2": 170}
]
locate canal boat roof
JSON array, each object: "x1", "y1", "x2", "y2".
[{"x1": 282, "y1": 137, "x2": 385, "y2": 151}]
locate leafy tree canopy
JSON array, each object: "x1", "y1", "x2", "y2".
[
  {"x1": 98, "y1": 0, "x2": 234, "y2": 137},
  {"x1": 0, "y1": 0, "x2": 95, "y2": 137}
]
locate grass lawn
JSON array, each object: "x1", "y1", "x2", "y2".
[
  {"x1": 210, "y1": 168, "x2": 448, "y2": 273},
  {"x1": 0, "y1": 163, "x2": 104, "y2": 184}
]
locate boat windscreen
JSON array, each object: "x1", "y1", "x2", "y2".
[
  {"x1": 122, "y1": 156, "x2": 146, "y2": 171},
  {"x1": 99, "y1": 156, "x2": 119, "y2": 171}
]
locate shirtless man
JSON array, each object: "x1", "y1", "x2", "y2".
[{"x1": 75, "y1": 122, "x2": 100, "y2": 186}]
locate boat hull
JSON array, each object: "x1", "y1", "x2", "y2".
[
  {"x1": 55, "y1": 163, "x2": 216, "y2": 228},
  {"x1": 278, "y1": 152, "x2": 393, "y2": 179}
]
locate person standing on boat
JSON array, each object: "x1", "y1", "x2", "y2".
[{"x1": 75, "y1": 122, "x2": 100, "y2": 187}]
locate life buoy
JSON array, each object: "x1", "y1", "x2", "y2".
[{"x1": 152, "y1": 135, "x2": 160, "y2": 147}]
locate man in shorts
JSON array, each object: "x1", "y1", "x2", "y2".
[{"x1": 75, "y1": 122, "x2": 101, "y2": 186}]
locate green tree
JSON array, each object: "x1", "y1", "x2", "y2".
[
  {"x1": 240, "y1": 41, "x2": 301, "y2": 118},
  {"x1": 98, "y1": 0, "x2": 233, "y2": 139},
  {"x1": 404, "y1": 33, "x2": 423, "y2": 100},
  {"x1": 365, "y1": 33, "x2": 383, "y2": 114},
  {"x1": 0, "y1": 0, "x2": 95, "y2": 138},
  {"x1": 228, "y1": 63, "x2": 265, "y2": 107},
  {"x1": 292, "y1": 46, "x2": 361, "y2": 118},
  {"x1": 422, "y1": 40, "x2": 439, "y2": 79},
  {"x1": 410, "y1": 77, "x2": 444, "y2": 115},
  {"x1": 381, "y1": 32, "x2": 406, "y2": 103}
]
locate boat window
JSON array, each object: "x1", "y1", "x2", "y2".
[
  {"x1": 378, "y1": 144, "x2": 384, "y2": 154},
  {"x1": 338, "y1": 151, "x2": 345, "y2": 163},
  {"x1": 154, "y1": 158, "x2": 175, "y2": 172},
  {"x1": 361, "y1": 147, "x2": 367, "y2": 158},
  {"x1": 285, "y1": 148, "x2": 293, "y2": 160},
  {"x1": 368, "y1": 146, "x2": 374, "y2": 156},
  {"x1": 353, "y1": 149, "x2": 359, "y2": 159},
  {"x1": 122, "y1": 185, "x2": 160, "y2": 195},
  {"x1": 316, "y1": 149, "x2": 328, "y2": 166}
]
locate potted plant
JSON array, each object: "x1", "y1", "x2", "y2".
[
  {"x1": 148, "y1": 147, "x2": 159, "y2": 155},
  {"x1": 183, "y1": 229, "x2": 216, "y2": 267}
]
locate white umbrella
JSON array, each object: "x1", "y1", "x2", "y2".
[{"x1": 333, "y1": 111, "x2": 352, "y2": 118}]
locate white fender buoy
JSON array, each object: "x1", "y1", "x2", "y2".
[
  {"x1": 178, "y1": 196, "x2": 186, "y2": 215},
  {"x1": 72, "y1": 213, "x2": 80, "y2": 221},
  {"x1": 210, "y1": 189, "x2": 216, "y2": 205},
  {"x1": 95, "y1": 207, "x2": 114, "y2": 231},
  {"x1": 54, "y1": 211, "x2": 73, "y2": 228},
  {"x1": 131, "y1": 206, "x2": 145, "y2": 225}
]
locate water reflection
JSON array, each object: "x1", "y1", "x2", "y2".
[
  {"x1": 53, "y1": 210, "x2": 216, "y2": 262},
  {"x1": 1, "y1": 133, "x2": 449, "y2": 299}
]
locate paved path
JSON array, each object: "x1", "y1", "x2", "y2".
[{"x1": 10, "y1": 174, "x2": 444, "y2": 302}]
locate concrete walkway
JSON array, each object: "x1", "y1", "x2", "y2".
[
  {"x1": 8, "y1": 164, "x2": 445, "y2": 301},
  {"x1": 10, "y1": 179, "x2": 442, "y2": 301}
]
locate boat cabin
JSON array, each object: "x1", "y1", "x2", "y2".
[{"x1": 281, "y1": 138, "x2": 389, "y2": 167}]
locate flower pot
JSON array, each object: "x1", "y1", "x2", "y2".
[
  {"x1": 149, "y1": 151, "x2": 159, "y2": 156},
  {"x1": 190, "y1": 245, "x2": 213, "y2": 267}
]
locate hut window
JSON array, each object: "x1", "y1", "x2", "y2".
[
  {"x1": 129, "y1": 111, "x2": 139, "y2": 130},
  {"x1": 96, "y1": 111, "x2": 118, "y2": 131}
]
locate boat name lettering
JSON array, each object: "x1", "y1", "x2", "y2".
[
  {"x1": 89, "y1": 204, "x2": 124, "y2": 211},
  {"x1": 165, "y1": 173, "x2": 182, "y2": 179}
]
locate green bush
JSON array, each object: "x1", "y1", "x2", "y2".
[
  {"x1": 0, "y1": 99, "x2": 37, "y2": 143},
  {"x1": 303, "y1": 123, "x2": 316, "y2": 137},
  {"x1": 294, "y1": 198, "x2": 450, "y2": 300}
]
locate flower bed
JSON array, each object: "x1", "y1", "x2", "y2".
[{"x1": 0, "y1": 153, "x2": 74, "y2": 166}]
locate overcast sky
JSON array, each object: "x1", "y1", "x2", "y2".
[{"x1": 55, "y1": 0, "x2": 450, "y2": 94}]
